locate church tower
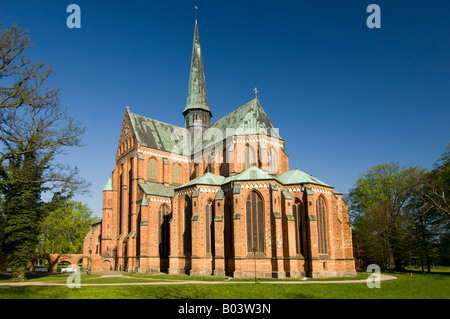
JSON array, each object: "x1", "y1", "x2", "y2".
[{"x1": 183, "y1": 18, "x2": 212, "y2": 132}]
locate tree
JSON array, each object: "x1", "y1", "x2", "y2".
[
  {"x1": 416, "y1": 143, "x2": 450, "y2": 219},
  {"x1": 347, "y1": 161, "x2": 426, "y2": 271},
  {"x1": 0, "y1": 22, "x2": 87, "y2": 279},
  {"x1": 38, "y1": 194, "x2": 99, "y2": 255},
  {"x1": 352, "y1": 200, "x2": 396, "y2": 270},
  {"x1": 405, "y1": 202, "x2": 444, "y2": 272}
]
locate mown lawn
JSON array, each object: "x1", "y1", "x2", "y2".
[{"x1": 0, "y1": 271, "x2": 449, "y2": 299}]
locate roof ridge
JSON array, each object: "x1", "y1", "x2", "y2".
[
  {"x1": 211, "y1": 98, "x2": 259, "y2": 127},
  {"x1": 128, "y1": 109, "x2": 184, "y2": 130}
]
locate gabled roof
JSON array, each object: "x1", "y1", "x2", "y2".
[
  {"x1": 138, "y1": 181, "x2": 176, "y2": 198},
  {"x1": 211, "y1": 98, "x2": 280, "y2": 139},
  {"x1": 176, "y1": 172, "x2": 225, "y2": 189},
  {"x1": 224, "y1": 165, "x2": 276, "y2": 183},
  {"x1": 127, "y1": 108, "x2": 184, "y2": 153},
  {"x1": 276, "y1": 169, "x2": 330, "y2": 187}
]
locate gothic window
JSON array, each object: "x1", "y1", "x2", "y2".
[
  {"x1": 159, "y1": 204, "x2": 171, "y2": 258},
  {"x1": 293, "y1": 198, "x2": 304, "y2": 255},
  {"x1": 268, "y1": 147, "x2": 277, "y2": 174},
  {"x1": 316, "y1": 196, "x2": 328, "y2": 254},
  {"x1": 205, "y1": 200, "x2": 215, "y2": 255},
  {"x1": 242, "y1": 144, "x2": 255, "y2": 171},
  {"x1": 206, "y1": 156, "x2": 212, "y2": 174},
  {"x1": 184, "y1": 196, "x2": 192, "y2": 255},
  {"x1": 172, "y1": 163, "x2": 181, "y2": 185},
  {"x1": 246, "y1": 191, "x2": 264, "y2": 253},
  {"x1": 148, "y1": 157, "x2": 158, "y2": 182}
]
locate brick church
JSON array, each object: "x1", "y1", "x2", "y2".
[{"x1": 83, "y1": 18, "x2": 356, "y2": 278}]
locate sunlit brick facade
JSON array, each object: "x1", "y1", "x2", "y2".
[{"x1": 83, "y1": 19, "x2": 356, "y2": 278}]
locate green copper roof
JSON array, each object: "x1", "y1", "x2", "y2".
[
  {"x1": 276, "y1": 169, "x2": 330, "y2": 187},
  {"x1": 141, "y1": 194, "x2": 149, "y2": 206},
  {"x1": 138, "y1": 182, "x2": 176, "y2": 198},
  {"x1": 103, "y1": 178, "x2": 113, "y2": 191},
  {"x1": 211, "y1": 98, "x2": 280, "y2": 139},
  {"x1": 127, "y1": 108, "x2": 184, "y2": 153},
  {"x1": 223, "y1": 165, "x2": 276, "y2": 184},
  {"x1": 183, "y1": 19, "x2": 210, "y2": 115},
  {"x1": 176, "y1": 172, "x2": 225, "y2": 189}
]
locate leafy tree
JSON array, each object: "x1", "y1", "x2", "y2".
[
  {"x1": 404, "y1": 197, "x2": 445, "y2": 272},
  {"x1": 348, "y1": 161, "x2": 426, "y2": 271},
  {"x1": 38, "y1": 195, "x2": 99, "y2": 254},
  {"x1": 416, "y1": 142, "x2": 450, "y2": 219},
  {"x1": 0, "y1": 22, "x2": 87, "y2": 279}
]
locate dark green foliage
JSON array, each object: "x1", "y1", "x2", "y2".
[
  {"x1": 0, "y1": 22, "x2": 87, "y2": 279},
  {"x1": 348, "y1": 144, "x2": 450, "y2": 272}
]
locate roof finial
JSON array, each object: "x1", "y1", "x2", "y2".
[
  {"x1": 194, "y1": 5, "x2": 198, "y2": 22},
  {"x1": 253, "y1": 87, "x2": 259, "y2": 98}
]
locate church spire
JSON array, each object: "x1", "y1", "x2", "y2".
[{"x1": 183, "y1": 18, "x2": 211, "y2": 125}]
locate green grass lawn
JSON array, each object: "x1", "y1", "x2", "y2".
[{"x1": 0, "y1": 271, "x2": 448, "y2": 299}]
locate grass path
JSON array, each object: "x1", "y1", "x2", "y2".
[
  {"x1": 0, "y1": 271, "x2": 396, "y2": 287},
  {"x1": 0, "y1": 271, "x2": 448, "y2": 299}
]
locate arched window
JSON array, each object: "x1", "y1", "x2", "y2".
[
  {"x1": 246, "y1": 191, "x2": 264, "y2": 253},
  {"x1": 159, "y1": 204, "x2": 171, "y2": 258},
  {"x1": 148, "y1": 157, "x2": 158, "y2": 181},
  {"x1": 316, "y1": 196, "x2": 328, "y2": 254},
  {"x1": 293, "y1": 198, "x2": 304, "y2": 255},
  {"x1": 242, "y1": 144, "x2": 255, "y2": 171},
  {"x1": 268, "y1": 147, "x2": 277, "y2": 174},
  {"x1": 172, "y1": 163, "x2": 181, "y2": 185},
  {"x1": 184, "y1": 196, "x2": 192, "y2": 255},
  {"x1": 205, "y1": 199, "x2": 215, "y2": 255}
]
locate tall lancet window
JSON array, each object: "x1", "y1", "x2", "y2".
[
  {"x1": 159, "y1": 204, "x2": 171, "y2": 258},
  {"x1": 293, "y1": 198, "x2": 304, "y2": 255},
  {"x1": 148, "y1": 157, "x2": 158, "y2": 182},
  {"x1": 246, "y1": 191, "x2": 264, "y2": 253},
  {"x1": 242, "y1": 144, "x2": 255, "y2": 171},
  {"x1": 268, "y1": 147, "x2": 277, "y2": 174},
  {"x1": 316, "y1": 196, "x2": 328, "y2": 254},
  {"x1": 172, "y1": 163, "x2": 181, "y2": 185},
  {"x1": 205, "y1": 199, "x2": 215, "y2": 255},
  {"x1": 184, "y1": 196, "x2": 192, "y2": 255}
]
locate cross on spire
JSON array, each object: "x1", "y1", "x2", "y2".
[{"x1": 253, "y1": 87, "x2": 259, "y2": 98}]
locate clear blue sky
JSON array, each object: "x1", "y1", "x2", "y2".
[{"x1": 1, "y1": 0, "x2": 449, "y2": 217}]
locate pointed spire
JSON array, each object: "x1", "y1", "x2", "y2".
[
  {"x1": 183, "y1": 19, "x2": 211, "y2": 116},
  {"x1": 103, "y1": 177, "x2": 113, "y2": 191}
]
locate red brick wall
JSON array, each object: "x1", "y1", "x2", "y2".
[{"x1": 85, "y1": 116, "x2": 355, "y2": 277}]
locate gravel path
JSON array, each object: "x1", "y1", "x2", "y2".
[{"x1": 0, "y1": 273, "x2": 396, "y2": 287}]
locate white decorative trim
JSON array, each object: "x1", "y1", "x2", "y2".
[
  {"x1": 234, "y1": 137, "x2": 283, "y2": 148},
  {"x1": 311, "y1": 187, "x2": 332, "y2": 194},
  {"x1": 175, "y1": 188, "x2": 194, "y2": 196},
  {"x1": 149, "y1": 197, "x2": 171, "y2": 204},
  {"x1": 241, "y1": 183, "x2": 269, "y2": 189},
  {"x1": 139, "y1": 149, "x2": 189, "y2": 163}
]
